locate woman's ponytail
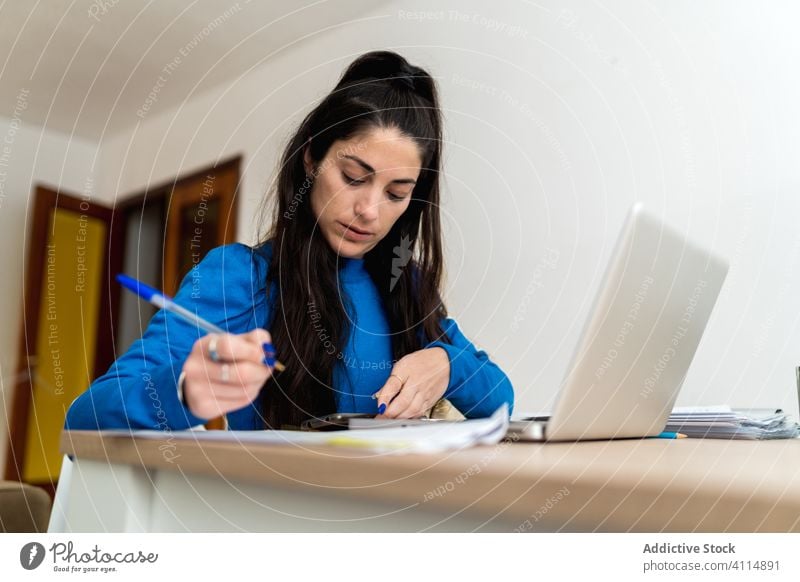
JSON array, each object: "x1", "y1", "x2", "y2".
[{"x1": 334, "y1": 50, "x2": 436, "y2": 104}]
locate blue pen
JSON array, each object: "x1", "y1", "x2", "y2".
[{"x1": 116, "y1": 273, "x2": 284, "y2": 372}]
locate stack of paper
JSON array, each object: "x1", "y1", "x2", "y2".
[
  {"x1": 665, "y1": 405, "x2": 800, "y2": 439},
  {"x1": 105, "y1": 403, "x2": 509, "y2": 454}
]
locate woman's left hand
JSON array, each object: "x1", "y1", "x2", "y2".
[{"x1": 373, "y1": 347, "x2": 450, "y2": 419}]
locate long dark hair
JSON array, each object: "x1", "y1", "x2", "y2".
[{"x1": 257, "y1": 50, "x2": 448, "y2": 429}]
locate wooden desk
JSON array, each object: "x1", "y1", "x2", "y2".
[{"x1": 56, "y1": 430, "x2": 800, "y2": 532}]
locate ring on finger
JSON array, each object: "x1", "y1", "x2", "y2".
[
  {"x1": 389, "y1": 373, "x2": 406, "y2": 386},
  {"x1": 209, "y1": 335, "x2": 221, "y2": 363},
  {"x1": 220, "y1": 363, "x2": 230, "y2": 383}
]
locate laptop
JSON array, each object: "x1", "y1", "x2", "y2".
[{"x1": 508, "y1": 203, "x2": 729, "y2": 441}]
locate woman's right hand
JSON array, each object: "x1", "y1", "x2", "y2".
[{"x1": 181, "y1": 329, "x2": 274, "y2": 420}]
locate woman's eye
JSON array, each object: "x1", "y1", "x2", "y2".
[
  {"x1": 341, "y1": 170, "x2": 407, "y2": 201},
  {"x1": 342, "y1": 172, "x2": 365, "y2": 185}
]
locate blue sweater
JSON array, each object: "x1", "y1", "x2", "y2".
[{"x1": 65, "y1": 242, "x2": 514, "y2": 431}]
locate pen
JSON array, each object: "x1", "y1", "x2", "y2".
[{"x1": 116, "y1": 273, "x2": 285, "y2": 372}]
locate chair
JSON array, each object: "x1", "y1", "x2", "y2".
[{"x1": 0, "y1": 479, "x2": 52, "y2": 532}]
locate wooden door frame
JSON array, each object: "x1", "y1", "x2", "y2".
[
  {"x1": 115, "y1": 155, "x2": 240, "y2": 290},
  {"x1": 163, "y1": 157, "x2": 241, "y2": 295},
  {"x1": 116, "y1": 155, "x2": 240, "y2": 218}
]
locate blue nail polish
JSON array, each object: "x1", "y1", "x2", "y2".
[
  {"x1": 377, "y1": 403, "x2": 386, "y2": 415},
  {"x1": 262, "y1": 342, "x2": 276, "y2": 367}
]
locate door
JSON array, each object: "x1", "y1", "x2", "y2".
[
  {"x1": 4, "y1": 186, "x2": 122, "y2": 488},
  {"x1": 163, "y1": 159, "x2": 240, "y2": 429},
  {"x1": 163, "y1": 159, "x2": 240, "y2": 296},
  {"x1": 119, "y1": 157, "x2": 241, "y2": 430}
]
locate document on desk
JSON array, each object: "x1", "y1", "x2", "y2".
[
  {"x1": 665, "y1": 405, "x2": 800, "y2": 439},
  {"x1": 103, "y1": 404, "x2": 509, "y2": 454}
]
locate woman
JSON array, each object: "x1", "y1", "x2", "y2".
[{"x1": 66, "y1": 50, "x2": 514, "y2": 431}]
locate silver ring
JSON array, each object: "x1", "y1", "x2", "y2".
[
  {"x1": 220, "y1": 363, "x2": 230, "y2": 383},
  {"x1": 209, "y1": 335, "x2": 220, "y2": 362}
]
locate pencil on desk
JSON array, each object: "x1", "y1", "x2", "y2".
[{"x1": 653, "y1": 431, "x2": 687, "y2": 439}]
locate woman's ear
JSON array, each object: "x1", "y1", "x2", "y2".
[{"x1": 302, "y1": 144, "x2": 314, "y2": 178}]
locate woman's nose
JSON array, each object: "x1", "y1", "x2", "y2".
[{"x1": 353, "y1": 187, "x2": 381, "y2": 222}]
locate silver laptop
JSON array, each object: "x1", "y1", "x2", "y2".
[{"x1": 509, "y1": 203, "x2": 729, "y2": 441}]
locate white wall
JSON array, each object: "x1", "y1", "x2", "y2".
[
  {"x1": 0, "y1": 113, "x2": 99, "y2": 472},
  {"x1": 92, "y1": 0, "x2": 800, "y2": 416}
]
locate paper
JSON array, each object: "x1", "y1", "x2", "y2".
[
  {"x1": 99, "y1": 403, "x2": 510, "y2": 454},
  {"x1": 665, "y1": 405, "x2": 800, "y2": 439}
]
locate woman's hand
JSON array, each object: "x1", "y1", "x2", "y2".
[
  {"x1": 181, "y1": 329, "x2": 274, "y2": 420},
  {"x1": 373, "y1": 347, "x2": 450, "y2": 419}
]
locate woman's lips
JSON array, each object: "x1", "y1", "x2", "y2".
[{"x1": 338, "y1": 221, "x2": 373, "y2": 241}]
